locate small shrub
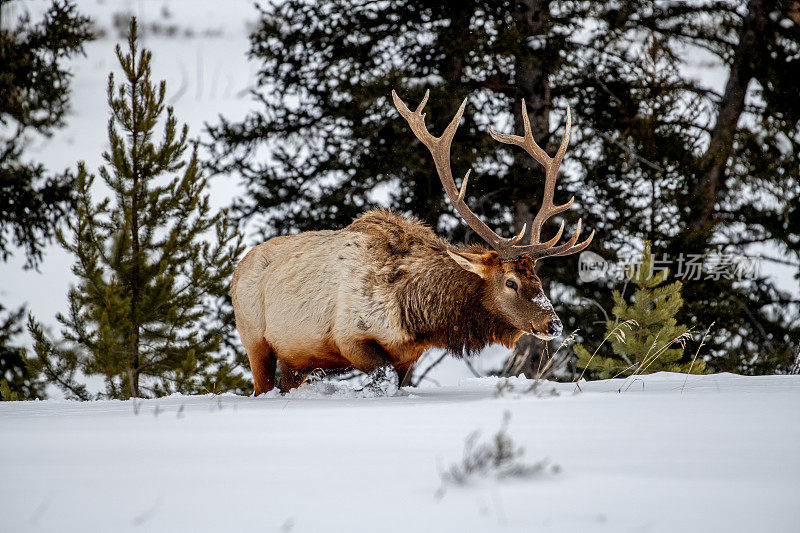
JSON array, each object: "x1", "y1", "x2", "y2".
[
  {"x1": 575, "y1": 241, "x2": 707, "y2": 379},
  {"x1": 440, "y1": 411, "x2": 559, "y2": 486}
]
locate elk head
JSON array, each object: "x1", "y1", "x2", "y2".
[{"x1": 392, "y1": 90, "x2": 593, "y2": 340}]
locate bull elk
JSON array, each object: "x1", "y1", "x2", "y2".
[{"x1": 231, "y1": 90, "x2": 593, "y2": 394}]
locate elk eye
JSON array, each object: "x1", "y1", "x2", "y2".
[{"x1": 505, "y1": 279, "x2": 518, "y2": 291}]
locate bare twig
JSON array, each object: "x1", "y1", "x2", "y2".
[
  {"x1": 439, "y1": 411, "x2": 559, "y2": 490},
  {"x1": 463, "y1": 358, "x2": 481, "y2": 378},
  {"x1": 581, "y1": 297, "x2": 610, "y2": 322},
  {"x1": 533, "y1": 329, "x2": 579, "y2": 382},
  {"x1": 413, "y1": 352, "x2": 448, "y2": 387}
]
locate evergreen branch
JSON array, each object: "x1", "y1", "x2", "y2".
[{"x1": 27, "y1": 315, "x2": 90, "y2": 401}]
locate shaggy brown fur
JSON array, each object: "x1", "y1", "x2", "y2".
[{"x1": 348, "y1": 210, "x2": 520, "y2": 356}]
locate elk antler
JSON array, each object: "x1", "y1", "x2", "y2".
[
  {"x1": 488, "y1": 100, "x2": 593, "y2": 260},
  {"x1": 393, "y1": 90, "x2": 545, "y2": 261}
]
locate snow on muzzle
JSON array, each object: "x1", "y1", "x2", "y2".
[{"x1": 530, "y1": 292, "x2": 562, "y2": 340}]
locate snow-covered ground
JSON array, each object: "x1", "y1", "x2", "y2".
[{"x1": 2, "y1": 372, "x2": 798, "y2": 532}]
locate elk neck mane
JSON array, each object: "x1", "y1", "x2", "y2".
[{"x1": 347, "y1": 209, "x2": 519, "y2": 356}]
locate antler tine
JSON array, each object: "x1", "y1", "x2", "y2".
[
  {"x1": 392, "y1": 90, "x2": 529, "y2": 258},
  {"x1": 489, "y1": 103, "x2": 590, "y2": 260},
  {"x1": 536, "y1": 228, "x2": 595, "y2": 259},
  {"x1": 414, "y1": 90, "x2": 429, "y2": 114},
  {"x1": 393, "y1": 90, "x2": 590, "y2": 261},
  {"x1": 529, "y1": 218, "x2": 581, "y2": 259},
  {"x1": 552, "y1": 106, "x2": 572, "y2": 169},
  {"x1": 392, "y1": 89, "x2": 464, "y2": 154},
  {"x1": 487, "y1": 100, "x2": 550, "y2": 163},
  {"x1": 531, "y1": 106, "x2": 572, "y2": 245},
  {"x1": 536, "y1": 219, "x2": 565, "y2": 249}
]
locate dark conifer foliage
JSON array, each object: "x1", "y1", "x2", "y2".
[
  {"x1": 208, "y1": 0, "x2": 798, "y2": 375},
  {"x1": 0, "y1": 0, "x2": 93, "y2": 267},
  {"x1": 27, "y1": 19, "x2": 249, "y2": 399},
  {"x1": 0, "y1": 304, "x2": 44, "y2": 400},
  {"x1": 570, "y1": 1, "x2": 800, "y2": 373},
  {"x1": 0, "y1": 0, "x2": 92, "y2": 400}
]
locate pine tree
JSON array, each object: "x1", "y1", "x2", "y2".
[
  {"x1": 0, "y1": 0, "x2": 92, "y2": 400},
  {"x1": 575, "y1": 242, "x2": 707, "y2": 379},
  {"x1": 207, "y1": 0, "x2": 798, "y2": 376},
  {"x1": 27, "y1": 19, "x2": 248, "y2": 400}
]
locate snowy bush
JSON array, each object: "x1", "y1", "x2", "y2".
[{"x1": 440, "y1": 411, "x2": 559, "y2": 487}]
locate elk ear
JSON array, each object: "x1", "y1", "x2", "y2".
[{"x1": 446, "y1": 250, "x2": 493, "y2": 278}]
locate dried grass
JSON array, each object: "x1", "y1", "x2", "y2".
[{"x1": 574, "y1": 319, "x2": 638, "y2": 391}]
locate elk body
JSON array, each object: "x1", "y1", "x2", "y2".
[{"x1": 231, "y1": 90, "x2": 593, "y2": 394}]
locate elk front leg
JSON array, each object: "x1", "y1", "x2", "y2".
[
  {"x1": 278, "y1": 360, "x2": 307, "y2": 392},
  {"x1": 340, "y1": 339, "x2": 399, "y2": 390}
]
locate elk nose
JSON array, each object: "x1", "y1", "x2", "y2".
[{"x1": 547, "y1": 318, "x2": 563, "y2": 337}]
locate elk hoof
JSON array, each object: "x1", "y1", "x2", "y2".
[{"x1": 361, "y1": 366, "x2": 400, "y2": 396}]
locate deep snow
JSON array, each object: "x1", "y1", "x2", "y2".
[{"x1": 1, "y1": 372, "x2": 798, "y2": 532}]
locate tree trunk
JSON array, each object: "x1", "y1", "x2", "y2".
[
  {"x1": 507, "y1": 0, "x2": 554, "y2": 377},
  {"x1": 129, "y1": 36, "x2": 141, "y2": 398},
  {"x1": 690, "y1": 0, "x2": 772, "y2": 235}
]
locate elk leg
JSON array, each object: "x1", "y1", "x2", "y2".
[
  {"x1": 395, "y1": 365, "x2": 412, "y2": 387},
  {"x1": 246, "y1": 338, "x2": 277, "y2": 396},
  {"x1": 278, "y1": 360, "x2": 307, "y2": 392},
  {"x1": 341, "y1": 340, "x2": 399, "y2": 390},
  {"x1": 341, "y1": 339, "x2": 393, "y2": 373}
]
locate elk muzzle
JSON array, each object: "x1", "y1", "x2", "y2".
[{"x1": 529, "y1": 292, "x2": 562, "y2": 340}]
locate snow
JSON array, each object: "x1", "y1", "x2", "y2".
[
  {"x1": 2, "y1": 372, "x2": 798, "y2": 532},
  {"x1": 2, "y1": 0, "x2": 797, "y2": 396},
  {"x1": 531, "y1": 292, "x2": 554, "y2": 310}
]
